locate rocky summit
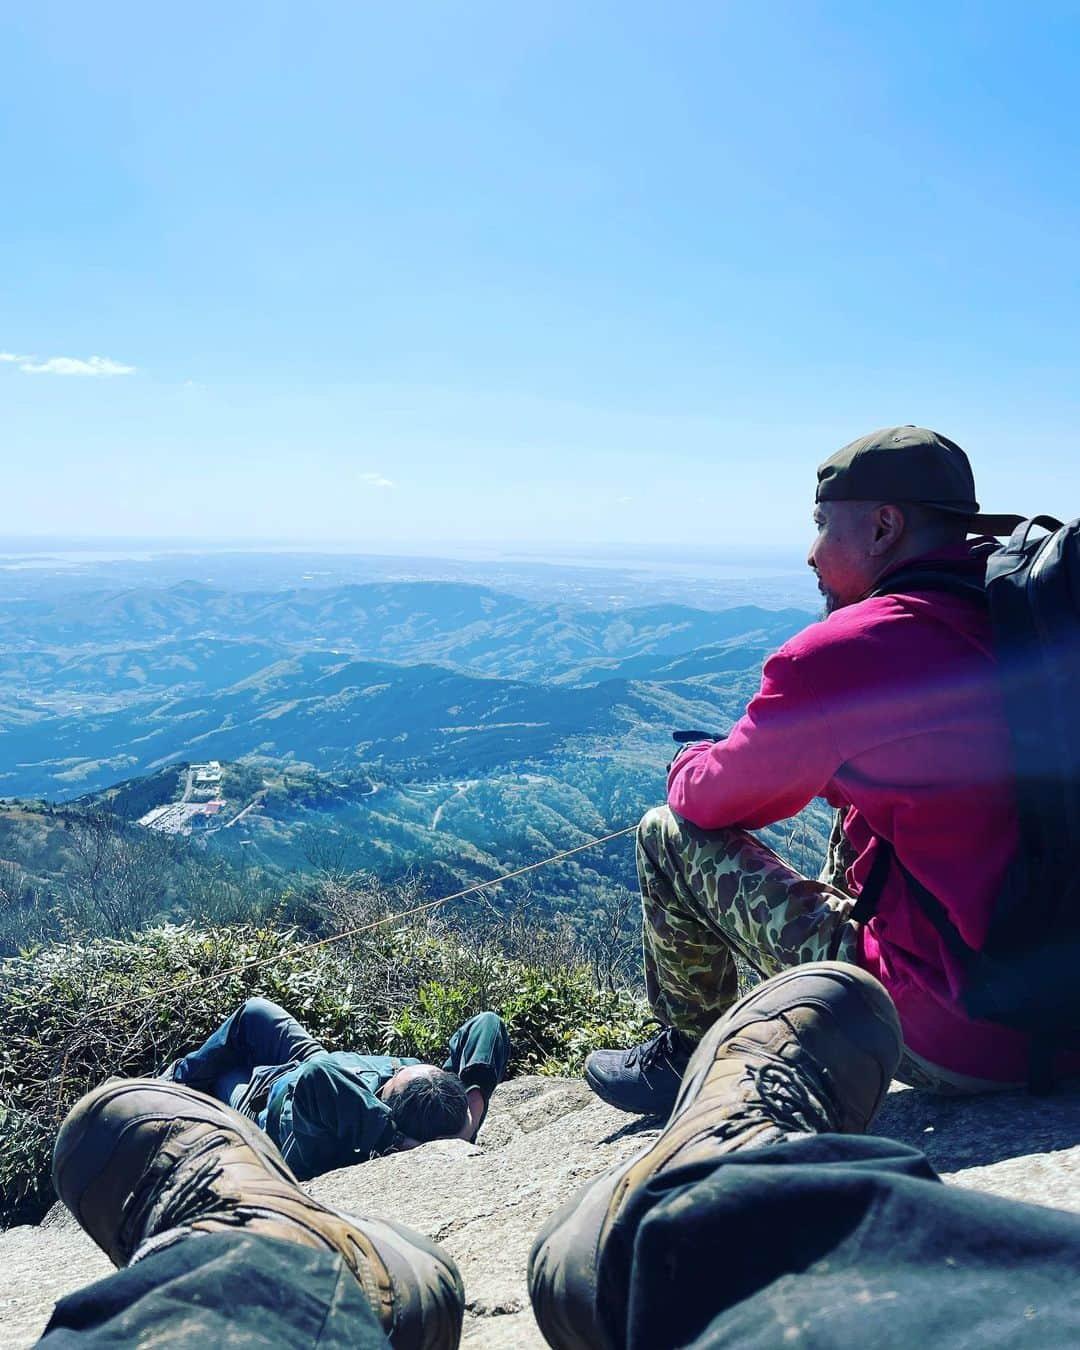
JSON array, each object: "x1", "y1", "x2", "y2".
[{"x1": 2, "y1": 1075, "x2": 1078, "y2": 1348}]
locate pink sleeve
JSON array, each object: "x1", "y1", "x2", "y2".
[{"x1": 666, "y1": 647, "x2": 840, "y2": 830}]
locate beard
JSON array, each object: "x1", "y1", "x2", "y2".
[
  {"x1": 810, "y1": 565, "x2": 845, "y2": 618},
  {"x1": 817, "y1": 582, "x2": 842, "y2": 618}
]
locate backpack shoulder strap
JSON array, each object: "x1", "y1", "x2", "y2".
[
  {"x1": 894, "y1": 853, "x2": 979, "y2": 969},
  {"x1": 850, "y1": 836, "x2": 976, "y2": 970},
  {"x1": 848, "y1": 837, "x2": 894, "y2": 924}
]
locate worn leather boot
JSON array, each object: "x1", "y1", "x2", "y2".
[
  {"x1": 53, "y1": 1079, "x2": 464, "y2": 1350},
  {"x1": 529, "y1": 962, "x2": 903, "y2": 1350}
]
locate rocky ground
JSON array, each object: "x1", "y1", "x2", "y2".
[{"x1": 2, "y1": 1075, "x2": 1078, "y2": 1348}]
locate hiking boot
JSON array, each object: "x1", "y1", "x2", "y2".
[
  {"x1": 601, "y1": 960, "x2": 902, "y2": 1210},
  {"x1": 53, "y1": 1079, "x2": 464, "y2": 1350},
  {"x1": 583, "y1": 1024, "x2": 694, "y2": 1116},
  {"x1": 530, "y1": 962, "x2": 902, "y2": 1350}
]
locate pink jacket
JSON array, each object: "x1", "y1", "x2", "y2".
[{"x1": 667, "y1": 546, "x2": 1032, "y2": 1082}]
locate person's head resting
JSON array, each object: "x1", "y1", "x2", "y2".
[
  {"x1": 379, "y1": 1064, "x2": 470, "y2": 1147},
  {"x1": 809, "y1": 425, "x2": 985, "y2": 615}
]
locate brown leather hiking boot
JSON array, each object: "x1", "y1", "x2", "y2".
[
  {"x1": 528, "y1": 962, "x2": 902, "y2": 1350},
  {"x1": 601, "y1": 960, "x2": 902, "y2": 1222},
  {"x1": 52, "y1": 1079, "x2": 464, "y2": 1350}
]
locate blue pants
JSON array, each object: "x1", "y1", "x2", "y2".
[
  {"x1": 171, "y1": 998, "x2": 324, "y2": 1111},
  {"x1": 38, "y1": 1233, "x2": 389, "y2": 1348},
  {"x1": 574, "y1": 1134, "x2": 1080, "y2": 1349}
]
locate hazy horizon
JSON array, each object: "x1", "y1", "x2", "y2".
[
  {"x1": 0, "y1": 533, "x2": 821, "y2": 614},
  {"x1": 0, "y1": 533, "x2": 810, "y2": 569}
]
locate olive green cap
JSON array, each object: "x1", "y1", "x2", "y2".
[{"x1": 816, "y1": 426, "x2": 979, "y2": 516}]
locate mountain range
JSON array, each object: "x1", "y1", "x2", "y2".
[
  {"x1": 0, "y1": 582, "x2": 813, "y2": 800},
  {"x1": 0, "y1": 580, "x2": 807, "y2": 679},
  {"x1": 0, "y1": 576, "x2": 833, "y2": 939}
]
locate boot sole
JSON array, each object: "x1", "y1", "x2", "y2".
[
  {"x1": 352, "y1": 1215, "x2": 465, "y2": 1350},
  {"x1": 529, "y1": 1156, "x2": 632, "y2": 1350}
]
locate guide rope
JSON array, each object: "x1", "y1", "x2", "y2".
[{"x1": 95, "y1": 823, "x2": 639, "y2": 1017}]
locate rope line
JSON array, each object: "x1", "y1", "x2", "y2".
[{"x1": 96, "y1": 823, "x2": 638, "y2": 1016}]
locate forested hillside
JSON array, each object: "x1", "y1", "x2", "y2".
[{"x1": 0, "y1": 577, "x2": 828, "y2": 959}]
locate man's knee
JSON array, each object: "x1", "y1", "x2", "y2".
[
  {"x1": 472, "y1": 1010, "x2": 508, "y2": 1042},
  {"x1": 232, "y1": 997, "x2": 292, "y2": 1031},
  {"x1": 639, "y1": 806, "x2": 756, "y2": 878},
  {"x1": 225, "y1": 998, "x2": 294, "y2": 1051},
  {"x1": 638, "y1": 805, "x2": 707, "y2": 890},
  {"x1": 463, "y1": 1010, "x2": 511, "y2": 1086},
  {"x1": 637, "y1": 803, "x2": 676, "y2": 847}
]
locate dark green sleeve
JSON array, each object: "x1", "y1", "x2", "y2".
[
  {"x1": 279, "y1": 1059, "x2": 397, "y2": 1181},
  {"x1": 443, "y1": 1011, "x2": 510, "y2": 1101}
]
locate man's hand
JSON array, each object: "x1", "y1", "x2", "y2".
[
  {"x1": 461, "y1": 1087, "x2": 486, "y2": 1141},
  {"x1": 668, "y1": 730, "x2": 725, "y2": 774}
]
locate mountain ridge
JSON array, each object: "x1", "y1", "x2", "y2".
[
  {"x1": 0, "y1": 582, "x2": 810, "y2": 801},
  {"x1": 0, "y1": 581, "x2": 811, "y2": 680}
]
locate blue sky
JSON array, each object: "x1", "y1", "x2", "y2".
[{"x1": 1, "y1": 2, "x2": 1077, "y2": 560}]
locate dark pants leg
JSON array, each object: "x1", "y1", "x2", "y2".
[
  {"x1": 597, "y1": 1135, "x2": 1080, "y2": 1349},
  {"x1": 172, "y1": 999, "x2": 325, "y2": 1108},
  {"x1": 443, "y1": 1011, "x2": 510, "y2": 1103},
  {"x1": 37, "y1": 1232, "x2": 390, "y2": 1348}
]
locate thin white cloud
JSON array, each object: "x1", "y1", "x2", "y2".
[
  {"x1": 359, "y1": 472, "x2": 395, "y2": 489},
  {"x1": 16, "y1": 354, "x2": 135, "y2": 377}
]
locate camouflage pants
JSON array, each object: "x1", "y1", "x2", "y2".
[
  {"x1": 637, "y1": 806, "x2": 1017, "y2": 1095},
  {"x1": 638, "y1": 804, "x2": 861, "y2": 1040}
]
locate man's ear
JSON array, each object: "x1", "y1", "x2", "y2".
[{"x1": 869, "y1": 504, "x2": 906, "y2": 554}]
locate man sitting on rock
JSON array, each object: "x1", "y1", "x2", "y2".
[
  {"x1": 586, "y1": 426, "x2": 1033, "y2": 1114},
  {"x1": 163, "y1": 997, "x2": 510, "y2": 1180}
]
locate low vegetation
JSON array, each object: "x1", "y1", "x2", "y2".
[{"x1": 0, "y1": 889, "x2": 652, "y2": 1229}]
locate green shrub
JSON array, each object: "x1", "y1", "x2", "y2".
[
  {"x1": 385, "y1": 967, "x2": 651, "y2": 1077},
  {"x1": 0, "y1": 919, "x2": 648, "y2": 1229}
]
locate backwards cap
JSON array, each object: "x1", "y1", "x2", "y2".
[
  {"x1": 816, "y1": 426, "x2": 978, "y2": 514},
  {"x1": 815, "y1": 426, "x2": 1016, "y2": 534}
]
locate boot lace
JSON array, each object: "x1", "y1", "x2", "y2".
[
  {"x1": 634, "y1": 1024, "x2": 687, "y2": 1070},
  {"x1": 709, "y1": 1045, "x2": 843, "y2": 1141},
  {"x1": 120, "y1": 1129, "x2": 262, "y2": 1257}
]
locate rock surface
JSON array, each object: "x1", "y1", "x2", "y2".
[{"x1": 2, "y1": 1075, "x2": 1078, "y2": 1348}]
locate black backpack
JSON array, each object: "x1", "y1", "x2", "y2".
[{"x1": 850, "y1": 515, "x2": 1080, "y2": 1091}]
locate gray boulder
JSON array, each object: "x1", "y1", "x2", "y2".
[{"x1": 1, "y1": 1075, "x2": 1077, "y2": 1348}]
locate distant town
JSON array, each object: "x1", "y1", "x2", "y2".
[{"x1": 138, "y1": 761, "x2": 231, "y2": 835}]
